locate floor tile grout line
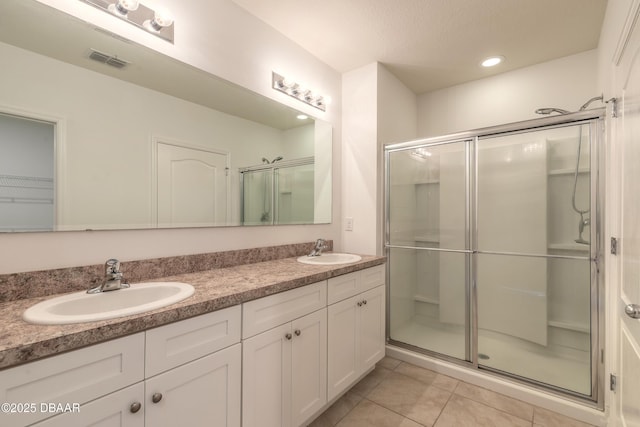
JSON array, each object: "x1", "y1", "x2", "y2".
[
  {"x1": 393, "y1": 360, "x2": 536, "y2": 424},
  {"x1": 430, "y1": 386, "x2": 456, "y2": 427},
  {"x1": 451, "y1": 388, "x2": 535, "y2": 423},
  {"x1": 360, "y1": 396, "x2": 429, "y2": 427}
]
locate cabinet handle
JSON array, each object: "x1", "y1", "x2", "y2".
[
  {"x1": 357, "y1": 301, "x2": 362, "y2": 307},
  {"x1": 294, "y1": 329, "x2": 301, "y2": 336},
  {"x1": 363, "y1": 300, "x2": 367, "y2": 305},
  {"x1": 285, "y1": 333, "x2": 292, "y2": 340},
  {"x1": 130, "y1": 402, "x2": 142, "y2": 413},
  {"x1": 151, "y1": 393, "x2": 163, "y2": 404}
]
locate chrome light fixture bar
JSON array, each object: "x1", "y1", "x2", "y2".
[
  {"x1": 272, "y1": 72, "x2": 327, "y2": 111},
  {"x1": 79, "y1": 0, "x2": 175, "y2": 43}
]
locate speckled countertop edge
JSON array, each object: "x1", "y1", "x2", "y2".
[{"x1": 0, "y1": 255, "x2": 385, "y2": 370}]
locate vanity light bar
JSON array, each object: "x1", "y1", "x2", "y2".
[
  {"x1": 272, "y1": 72, "x2": 327, "y2": 112},
  {"x1": 79, "y1": 0, "x2": 175, "y2": 44}
]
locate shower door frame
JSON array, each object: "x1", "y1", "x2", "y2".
[
  {"x1": 239, "y1": 156, "x2": 314, "y2": 225},
  {"x1": 384, "y1": 109, "x2": 605, "y2": 408}
]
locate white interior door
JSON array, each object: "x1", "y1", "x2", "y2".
[
  {"x1": 617, "y1": 6, "x2": 640, "y2": 425},
  {"x1": 156, "y1": 141, "x2": 228, "y2": 227}
]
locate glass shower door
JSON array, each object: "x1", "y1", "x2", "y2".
[
  {"x1": 241, "y1": 169, "x2": 273, "y2": 225},
  {"x1": 274, "y1": 163, "x2": 314, "y2": 224},
  {"x1": 475, "y1": 123, "x2": 593, "y2": 395},
  {"x1": 387, "y1": 140, "x2": 470, "y2": 360}
]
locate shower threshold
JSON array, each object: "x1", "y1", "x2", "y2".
[{"x1": 389, "y1": 316, "x2": 592, "y2": 401}]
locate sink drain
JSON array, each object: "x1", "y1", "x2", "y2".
[{"x1": 478, "y1": 353, "x2": 490, "y2": 360}]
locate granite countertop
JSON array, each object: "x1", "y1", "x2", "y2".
[{"x1": 0, "y1": 254, "x2": 385, "y2": 370}]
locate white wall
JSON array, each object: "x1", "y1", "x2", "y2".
[
  {"x1": 342, "y1": 63, "x2": 379, "y2": 256},
  {"x1": 417, "y1": 50, "x2": 599, "y2": 138},
  {"x1": 341, "y1": 63, "x2": 417, "y2": 256},
  {"x1": 0, "y1": 0, "x2": 342, "y2": 274}
]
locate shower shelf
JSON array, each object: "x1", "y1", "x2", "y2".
[
  {"x1": 548, "y1": 243, "x2": 589, "y2": 252},
  {"x1": 412, "y1": 179, "x2": 439, "y2": 185},
  {"x1": 547, "y1": 168, "x2": 589, "y2": 176},
  {"x1": 548, "y1": 320, "x2": 590, "y2": 334},
  {"x1": 413, "y1": 295, "x2": 439, "y2": 305},
  {"x1": 414, "y1": 235, "x2": 440, "y2": 244}
]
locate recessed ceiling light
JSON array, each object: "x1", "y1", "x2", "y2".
[
  {"x1": 481, "y1": 56, "x2": 505, "y2": 67},
  {"x1": 296, "y1": 114, "x2": 309, "y2": 120}
]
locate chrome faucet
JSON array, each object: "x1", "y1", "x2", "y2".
[
  {"x1": 308, "y1": 239, "x2": 328, "y2": 257},
  {"x1": 87, "y1": 258, "x2": 130, "y2": 294}
]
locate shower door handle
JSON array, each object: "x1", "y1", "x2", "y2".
[{"x1": 625, "y1": 304, "x2": 640, "y2": 319}]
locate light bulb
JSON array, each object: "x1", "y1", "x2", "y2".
[
  {"x1": 144, "y1": 8, "x2": 174, "y2": 32},
  {"x1": 108, "y1": 0, "x2": 139, "y2": 16}
]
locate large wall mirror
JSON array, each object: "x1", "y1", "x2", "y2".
[{"x1": 0, "y1": 0, "x2": 332, "y2": 232}]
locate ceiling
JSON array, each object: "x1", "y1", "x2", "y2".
[{"x1": 232, "y1": 0, "x2": 608, "y2": 94}]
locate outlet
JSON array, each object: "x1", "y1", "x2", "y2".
[{"x1": 345, "y1": 217, "x2": 354, "y2": 231}]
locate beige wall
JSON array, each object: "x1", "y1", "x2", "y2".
[{"x1": 417, "y1": 49, "x2": 599, "y2": 138}]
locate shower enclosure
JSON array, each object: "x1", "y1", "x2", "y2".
[
  {"x1": 240, "y1": 157, "x2": 314, "y2": 225},
  {"x1": 384, "y1": 110, "x2": 604, "y2": 405}
]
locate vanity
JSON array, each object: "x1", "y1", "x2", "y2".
[{"x1": 0, "y1": 249, "x2": 385, "y2": 427}]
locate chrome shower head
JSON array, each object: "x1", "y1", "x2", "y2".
[
  {"x1": 578, "y1": 95, "x2": 603, "y2": 111},
  {"x1": 535, "y1": 108, "x2": 571, "y2": 115}
]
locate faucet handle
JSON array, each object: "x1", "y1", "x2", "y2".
[{"x1": 105, "y1": 258, "x2": 121, "y2": 275}]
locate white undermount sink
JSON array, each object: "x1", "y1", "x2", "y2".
[
  {"x1": 23, "y1": 282, "x2": 195, "y2": 325},
  {"x1": 296, "y1": 253, "x2": 362, "y2": 265}
]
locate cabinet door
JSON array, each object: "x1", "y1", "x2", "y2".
[
  {"x1": 327, "y1": 296, "x2": 359, "y2": 402},
  {"x1": 291, "y1": 309, "x2": 327, "y2": 427},
  {"x1": 0, "y1": 333, "x2": 144, "y2": 427},
  {"x1": 359, "y1": 285, "x2": 386, "y2": 370},
  {"x1": 145, "y1": 343, "x2": 241, "y2": 427},
  {"x1": 32, "y1": 383, "x2": 144, "y2": 427},
  {"x1": 242, "y1": 323, "x2": 292, "y2": 427}
]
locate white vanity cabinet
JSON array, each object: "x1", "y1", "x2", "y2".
[
  {"x1": 2, "y1": 305, "x2": 241, "y2": 427},
  {"x1": 30, "y1": 383, "x2": 145, "y2": 427},
  {"x1": 144, "y1": 343, "x2": 241, "y2": 427},
  {"x1": 143, "y1": 306, "x2": 242, "y2": 427},
  {"x1": 327, "y1": 265, "x2": 386, "y2": 401},
  {"x1": 241, "y1": 281, "x2": 327, "y2": 427},
  {"x1": 0, "y1": 333, "x2": 145, "y2": 427}
]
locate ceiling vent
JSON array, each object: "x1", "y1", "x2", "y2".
[{"x1": 88, "y1": 49, "x2": 130, "y2": 69}]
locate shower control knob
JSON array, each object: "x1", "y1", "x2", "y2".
[{"x1": 625, "y1": 304, "x2": 640, "y2": 319}]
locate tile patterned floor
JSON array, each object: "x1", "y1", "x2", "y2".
[{"x1": 308, "y1": 357, "x2": 596, "y2": 427}]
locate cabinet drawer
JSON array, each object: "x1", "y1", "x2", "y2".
[
  {"x1": 0, "y1": 333, "x2": 144, "y2": 427},
  {"x1": 327, "y1": 265, "x2": 385, "y2": 304},
  {"x1": 327, "y1": 271, "x2": 359, "y2": 305},
  {"x1": 146, "y1": 305, "x2": 241, "y2": 377},
  {"x1": 242, "y1": 281, "x2": 327, "y2": 338},
  {"x1": 360, "y1": 264, "x2": 385, "y2": 293}
]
